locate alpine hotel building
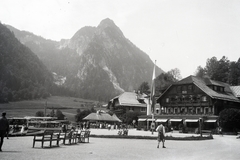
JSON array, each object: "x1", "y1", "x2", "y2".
[{"x1": 138, "y1": 75, "x2": 240, "y2": 133}]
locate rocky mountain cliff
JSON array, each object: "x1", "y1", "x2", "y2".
[{"x1": 6, "y1": 18, "x2": 164, "y2": 101}]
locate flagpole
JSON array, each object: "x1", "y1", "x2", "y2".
[{"x1": 151, "y1": 60, "x2": 156, "y2": 135}]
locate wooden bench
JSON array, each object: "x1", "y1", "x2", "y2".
[
  {"x1": 59, "y1": 131, "x2": 77, "y2": 145},
  {"x1": 77, "y1": 130, "x2": 91, "y2": 143},
  {"x1": 32, "y1": 129, "x2": 61, "y2": 148},
  {"x1": 201, "y1": 130, "x2": 212, "y2": 137}
]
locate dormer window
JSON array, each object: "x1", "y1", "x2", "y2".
[{"x1": 220, "y1": 87, "x2": 224, "y2": 92}]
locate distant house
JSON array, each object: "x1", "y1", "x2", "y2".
[
  {"x1": 108, "y1": 92, "x2": 148, "y2": 115},
  {"x1": 138, "y1": 75, "x2": 240, "y2": 132}
]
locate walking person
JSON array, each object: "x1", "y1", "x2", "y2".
[
  {"x1": 156, "y1": 123, "x2": 166, "y2": 148},
  {"x1": 0, "y1": 112, "x2": 10, "y2": 152}
]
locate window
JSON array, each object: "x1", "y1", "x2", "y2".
[
  {"x1": 166, "y1": 98, "x2": 169, "y2": 103},
  {"x1": 140, "y1": 108, "x2": 146, "y2": 112},
  {"x1": 214, "y1": 86, "x2": 217, "y2": 91},
  {"x1": 189, "y1": 107, "x2": 192, "y2": 113},
  {"x1": 182, "y1": 90, "x2": 187, "y2": 94},
  {"x1": 197, "y1": 95, "x2": 201, "y2": 101},
  {"x1": 174, "y1": 108, "x2": 178, "y2": 114},
  {"x1": 205, "y1": 107, "x2": 209, "y2": 114},
  {"x1": 188, "y1": 85, "x2": 193, "y2": 91},
  {"x1": 182, "y1": 86, "x2": 187, "y2": 94},
  {"x1": 168, "y1": 108, "x2": 171, "y2": 113},
  {"x1": 197, "y1": 108, "x2": 201, "y2": 114},
  {"x1": 129, "y1": 107, "x2": 134, "y2": 111},
  {"x1": 181, "y1": 107, "x2": 186, "y2": 113},
  {"x1": 175, "y1": 96, "x2": 179, "y2": 102},
  {"x1": 182, "y1": 85, "x2": 187, "y2": 91},
  {"x1": 170, "y1": 107, "x2": 173, "y2": 113},
  {"x1": 201, "y1": 96, "x2": 207, "y2": 102},
  {"x1": 177, "y1": 86, "x2": 181, "y2": 93},
  {"x1": 220, "y1": 87, "x2": 224, "y2": 92}
]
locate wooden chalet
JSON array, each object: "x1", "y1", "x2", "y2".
[
  {"x1": 108, "y1": 92, "x2": 148, "y2": 118},
  {"x1": 138, "y1": 76, "x2": 240, "y2": 132}
]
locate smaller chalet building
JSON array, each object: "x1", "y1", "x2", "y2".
[
  {"x1": 138, "y1": 76, "x2": 240, "y2": 132},
  {"x1": 108, "y1": 92, "x2": 148, "y2": 116}
]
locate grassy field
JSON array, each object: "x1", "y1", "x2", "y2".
[{"x1": 0, "y1": 96, "x2": 106, "y2": 122}]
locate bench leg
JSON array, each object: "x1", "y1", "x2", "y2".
[{"x1": 41, "y1": 140, "x2": 44, "y2": 148}]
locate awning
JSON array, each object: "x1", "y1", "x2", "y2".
[
  {"x1": 147, "y1": 119, "x2": 155, "y2": 121},
  {"x1": 170, "y1": 119, "x2": 182, "y2": 122},
  {"x1": 138, "y1": 119, "x2": 146, "y2": 121},
  {"x1": 185, "y1": 119, "x2": 199, "y2": 122},
  {"x1": 204, "y1": 119, "x2": 217, "y2": 123},
  {"x1": 156, "y1": 119, "x2": 168, "y2": 122}
]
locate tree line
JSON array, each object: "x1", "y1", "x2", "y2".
[{"x1": 195, "y1": 56, "x2": 240, "y2": 85}]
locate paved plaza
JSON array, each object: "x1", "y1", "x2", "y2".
[{"x1": 1, "y1": 129, "x2": 240, "y2": 160}]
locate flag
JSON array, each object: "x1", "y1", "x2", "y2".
[{"x1": 150, "y1": 60, "x2": 156, "y2": 113}]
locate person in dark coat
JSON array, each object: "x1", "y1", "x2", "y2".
[{"x1": 0, "y1": 112, "x2": 9, "y2": 151}]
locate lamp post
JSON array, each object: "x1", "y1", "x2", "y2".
[{"x1": 199, "y1": 118, "x2": 202, "y2": 137}]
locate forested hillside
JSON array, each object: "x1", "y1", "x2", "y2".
[{"x1": 0, "y1": 23, "x2": 53, "y2": 103}]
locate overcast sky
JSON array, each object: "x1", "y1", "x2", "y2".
[{"x1": 1, "y1": 0, "x2": 240, "y2": 78}]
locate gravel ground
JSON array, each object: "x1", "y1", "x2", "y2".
[{"x1": 1, "y1": 129, "x2": 240, "y2": 160}]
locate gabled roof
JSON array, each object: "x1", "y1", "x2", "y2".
[
  {"x1": 111, "y1": 92, "x2": 147, "y2": 107},
  {"x1": 230, "y1": 86, "x2": 240, "y2": 98},
  {"x1": 83, "y1": 112, "x2": 121, "y2": 122},
  {"x1": 159, "y1": 75, "x2": 240, "y2": 103}
]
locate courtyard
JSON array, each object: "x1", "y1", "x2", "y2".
[{"x1": 1, "y1": 129, "x2": 240, "y2": 160}]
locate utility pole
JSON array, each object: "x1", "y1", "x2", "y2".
[{"x1": 44, "y1": 100, "x2": 47, "y2": 116}]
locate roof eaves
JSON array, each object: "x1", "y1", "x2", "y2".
[
  {"x1": 193, "y1": 81, "x2": 213, "y2": 99},
  {"x1": 119, "y1": 103, "x2": 146, "y2": 107},
  {"x1": 157, "y1": 84, "x2": 173, "y2": 100},
  {"x1": 212, "y1": 96, "x2": 240, "y2": 103}
]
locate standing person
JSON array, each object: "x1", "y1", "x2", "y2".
[
  {"x1": 156, "y1": 123, "x2": 166, "y2": 148},
  {"x1": 0, "y1": 112, "x2": 9, "y2": 152},
  {"x1": 219, "y1": 126, "x2": 223, "y2": 136}
]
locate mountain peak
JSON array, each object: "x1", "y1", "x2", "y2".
[
  {"x1": 98, "y1": 18, "x2": 116, "y2": 28},
  {"x1": 97, "y1": 18, "x2": 124, "y2": 39}
]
